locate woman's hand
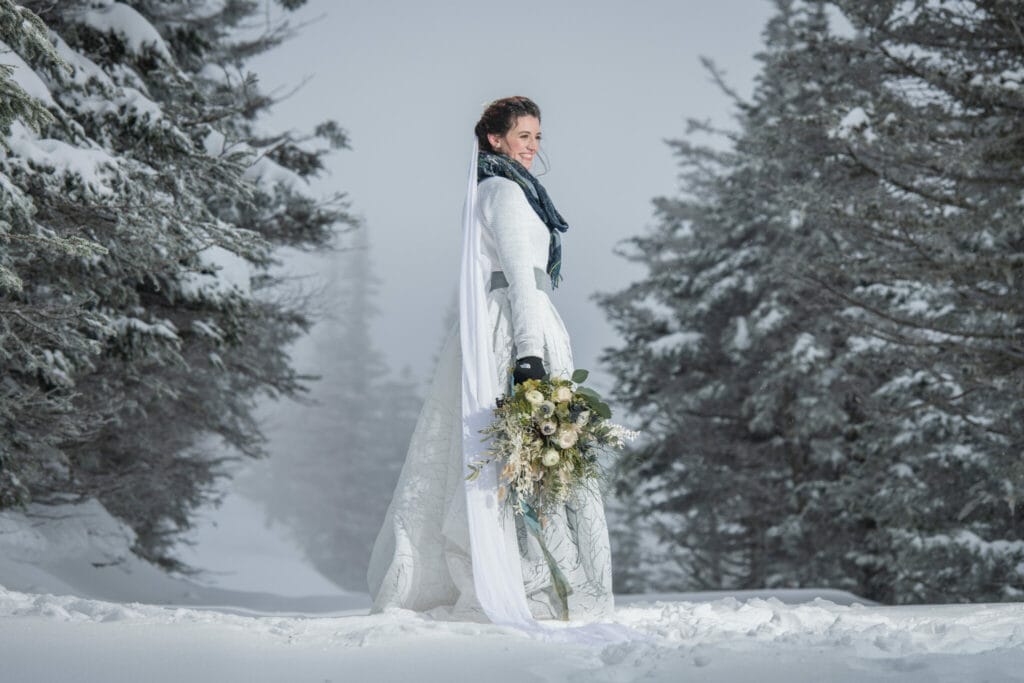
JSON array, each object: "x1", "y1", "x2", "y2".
[{"x1": 513, "y1": 356, "x2": 546, "y2": 384}]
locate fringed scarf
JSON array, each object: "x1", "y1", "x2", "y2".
[{"x1": 477, "y1": 151, "x2": 569, "y2": 288}]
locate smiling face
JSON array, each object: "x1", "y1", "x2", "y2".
[{"x1": 488, "y1": 115, "x2": 541, "y2": 170}]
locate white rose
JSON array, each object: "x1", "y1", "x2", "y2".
[
  {"x1": 524, "y1": 389, "x2": 544, "y2": 405},
  {"x1": 553, "y1": 386, "x2": 573, "y2": 403},
  {"x1": 556, "y1": 428, "x2": 578, "y2": 449},
  {"x1": 541, "y1": 449, "x2": 560, "y2": 467},
  {"x1": 539, "y1": 420, "x2": 557, "y2": 436}
]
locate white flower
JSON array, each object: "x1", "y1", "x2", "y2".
[
  {"x1": 575, "y1": 410, "x2": 591, "y2": 426},
  {"x1": 553, "y1": 386, "x2": 573, "y2": 403},
  {"x1": 541, "y1": 449, "x2": 560, "y2": 467},
  {"x1": 524, "y1": 389, "x2": 544, "y2": 405},
  {"x1": 539, "y1": 420, "x2": 557, "y2": 435},
  {"x1": 555, "y1": 428, "x2": 578, "y2": 449},
  {"x1": 536, "y1": 400, "x2": 556, "y2": 418}
]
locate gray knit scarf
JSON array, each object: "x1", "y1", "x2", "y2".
[{"x1": 477, "y1": 151, "x2": 569, "y2": 288}]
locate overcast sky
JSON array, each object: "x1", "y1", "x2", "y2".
[{"x1": 250, "y1": 0, "x2": 776, "y2": 393}]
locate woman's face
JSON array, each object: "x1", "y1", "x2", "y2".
[{"x1": 488, "y1": 115, "x2": 541, "y2": 170}]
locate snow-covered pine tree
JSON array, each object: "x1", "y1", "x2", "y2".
[
  {"x1": 804, "y1": 0, "x2": 1024, "y2": 603},
  {"x1": 0, "y1": 1, "x2": 108, "y2": 506},
  {"x1": 605, "y1": 0, "x2": 1024, "y2": 603},
  {"x1": 1, "y1": 0, "x2": 353, "y2": 568},
  {"x1": 601, "y1": 2, "x2": 871, "y2": 595}
]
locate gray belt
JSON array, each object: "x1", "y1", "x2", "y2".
[{"x1": 489, "y1": 267, "x2": 551, "y2": 293}]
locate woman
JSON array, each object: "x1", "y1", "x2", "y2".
[{"x1": 367, "y1": 97, "x2": 614, "y2": 625}]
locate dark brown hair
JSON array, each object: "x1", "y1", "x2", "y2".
[{"x1": 474, "y1": 96, "x2": 541, "y2": 153}]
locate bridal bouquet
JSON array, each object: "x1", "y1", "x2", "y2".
[
  {"x1": 467, "y1": 369, "x2": 635, "y2": 619},
  {"x1": 468, "y1": 369, "x2": 636, "y2": 520}
]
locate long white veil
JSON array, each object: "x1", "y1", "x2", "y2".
[
  {"x1": 458, "y1": 138, "x2": 535, "y2": 627},
  {"x1": 457, "y1": 137, "x2": 644, "y2": 644}
]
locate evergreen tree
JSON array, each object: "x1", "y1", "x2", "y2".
[
  {"x1": 809, "y1": 0, "x2": 1024, "y2": 602},
  {"x1": 603, "y1": 0, "x2": 1024, "y2": 603},
  {"x1": 601, "y1": 2, "x2": 867, "y2": 594},
  {"x1": 1, "y1": 0, "x2": 354, "y2": 568},
  {"x1": 0, "y1": 0, "x2": 103, "y2": 507}
]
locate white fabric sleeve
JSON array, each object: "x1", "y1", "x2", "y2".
[{"x1": 480, "y1": 178, "x2": 548, "y2": 360}]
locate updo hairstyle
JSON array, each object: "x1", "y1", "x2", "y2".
[{"x1": 474, "y1": 96, "x2": 541, "y2": 153}]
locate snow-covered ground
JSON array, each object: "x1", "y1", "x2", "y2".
[
  {"x1": 2, "y1": 499, "x2": 1023, "y2": 682},
  {"x1": 0, "y1": 495, "x2": 366, "y2": 615}
]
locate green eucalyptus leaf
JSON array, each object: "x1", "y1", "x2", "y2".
[
  {"x1": 571, "y1": 368, "x2": 589, "y2": 384},
  {"x1": 576, "y1": 387, "x2": 608, "y2": 412}
]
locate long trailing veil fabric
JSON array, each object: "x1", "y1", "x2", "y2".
[
  {"x1": 458, "y1": 138, "x2": 535, "y2": 627},
  {"x1": 458, "y1": 137, "x2": 644, "y2": 645}
]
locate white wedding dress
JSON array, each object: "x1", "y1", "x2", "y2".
[{"x1": 367, "y1": 175, "x2": 615, "y2": 621}]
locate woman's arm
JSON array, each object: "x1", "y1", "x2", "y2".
[{"x1": 479, "y1": 177, "x2": 549, "y2": 366}]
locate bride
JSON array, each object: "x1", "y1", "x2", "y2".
[{"x1": 367, "y1": 96, "x2": 614, "y2": 624}]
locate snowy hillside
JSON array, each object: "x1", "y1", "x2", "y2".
[{"x1": 2, "y1": 499, "x2": 1023, "y2": 682}]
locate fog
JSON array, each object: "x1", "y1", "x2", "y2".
[
  {"x1": 249, "y1": 0, "x2": 774, "y2": 389},
  {"x1": 227, "y1": 0, "x2": 776, "y2": 590}
]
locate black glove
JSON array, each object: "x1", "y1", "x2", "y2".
[{"x1": 513, "y1": 356, "x2": 546, "y2": 384}]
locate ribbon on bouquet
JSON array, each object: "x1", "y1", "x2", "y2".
[{"x1": 521, "y1": 500, "x2": 573, "y2": 621}]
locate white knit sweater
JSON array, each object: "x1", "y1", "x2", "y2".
[{"x1": 476, "y1": 176, "x2": 554, "y2": 360}]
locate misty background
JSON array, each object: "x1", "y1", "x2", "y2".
[
  {"x1": 7, "y1": 0, "x2": 1015, "y2": 608},
  {"x1": 229, "y1": 0, "x2": 775, "y2": 591},
  {"x1": 248, "y1": 0, "x2": 774, "y2": 387}
]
